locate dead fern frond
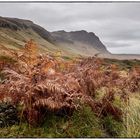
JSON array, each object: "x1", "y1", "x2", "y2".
[
  {"x1": 35, "y1": 80, "x2": 69, "y2": 96},
  {"x1": 33, "y1": 98, "x2": 62, "y2": 110}
]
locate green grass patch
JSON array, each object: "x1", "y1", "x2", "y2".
[
  {"x1": 62, "y1": 56, "x2": 72, "y2": 61},
  {"x1": 120, "y1": 94, "x2": 140, "y2": 138},
  {"x1": 104, "y1": 58, "x2": 140, "y2": 70},
  {"x1": 0, "y1": 55, "x2": 17, "y2": 64},
  {"x1": 101, "y1": 115, "x2": 123, "y2": 137},
  {"x1": 0, "y1": 106, "x2": 107, "y2": 138}
]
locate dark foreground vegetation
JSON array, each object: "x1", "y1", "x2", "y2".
[{"x1": 0, "y1": 40, "x2": 140, "y2": 138}]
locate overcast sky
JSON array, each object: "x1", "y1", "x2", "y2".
[{"x1": 0, "y1": 3, "x2": 140, "y2": 54}]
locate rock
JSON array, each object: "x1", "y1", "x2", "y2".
[
  {"x1": 0, "y1": 103, "x2": 19, "y2": 127},
  {"x1": 0, "y1": 120, "x2": 3, "y2": 127}
]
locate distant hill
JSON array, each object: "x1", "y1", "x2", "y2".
[{"x1": 0, "y1": 16, "x2": 139, "y2": 60}]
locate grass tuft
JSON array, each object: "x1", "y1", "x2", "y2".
[{"x1": 120, "y1": 94, "x2": 140, "y2": 138}]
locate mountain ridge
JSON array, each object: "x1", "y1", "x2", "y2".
[
  {"x1": 51, "y1": 30, "x2": 108, "y2": 54},
  {"x1": 0, "y1": 16, "x2": 139, "y2": 60}
]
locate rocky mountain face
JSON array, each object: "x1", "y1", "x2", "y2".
[{"x1": 51, "y1": 30, "x2": 108, "y2": 54}]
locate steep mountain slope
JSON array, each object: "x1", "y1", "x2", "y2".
[{"x1": 51, "y1": 30, "x2": 109, "y2": 56}]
